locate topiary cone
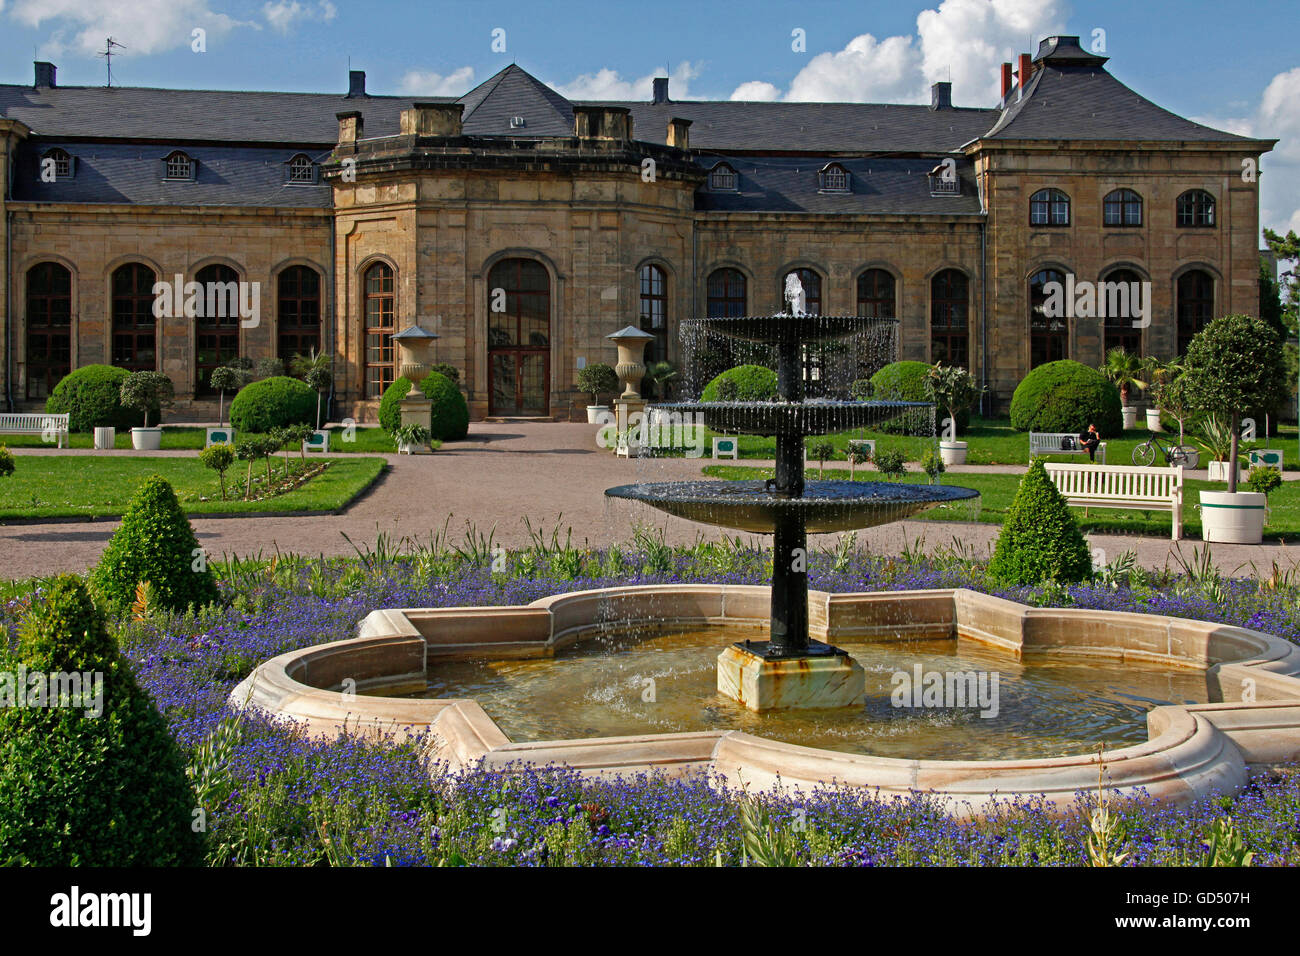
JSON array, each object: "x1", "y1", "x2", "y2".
[{"x1": 987, "y1": 459, "x2": 1092, "y2": 585}]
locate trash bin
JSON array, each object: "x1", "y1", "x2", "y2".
[{"x1": 93, "y1": 427, "x2": 115, "y2": 450}]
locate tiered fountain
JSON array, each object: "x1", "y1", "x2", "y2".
[{"x1": 607, "y1": 278, "x2": 977, "y2": 711}]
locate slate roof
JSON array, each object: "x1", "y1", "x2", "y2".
[{"x1": 460, "y1": 65, "x2": 575, "y2": 137}]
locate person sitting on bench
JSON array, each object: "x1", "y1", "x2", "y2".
[{"x1": 1077, "y1": 424, "x2": 1101, "y2": 463}]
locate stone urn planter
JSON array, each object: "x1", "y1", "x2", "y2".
[
  {"x1": 587, "y1": 404, "x2": 610, "y2": 424},
  {"x1": 1145, "y1": 408, "x2": 1163, "y2": 432},
  {"x1": 939, "y1": 440, "x2": 968, "y2": 466},
  {"x1": 131, "y1": 426, "x2": 162, "y2": 451},
  {"x1": 1200, "y1": 490, "x2": 1266, "y2": 544},
  {"x1": 1121, "y1": 406, "x2": 1137, "y2": 430}
]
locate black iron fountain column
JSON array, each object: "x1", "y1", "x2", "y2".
[{"x1": 769, "y1": 338, "x2": 809, "y2": 656}]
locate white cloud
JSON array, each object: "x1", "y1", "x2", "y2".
[
  {"x1": 784, "y1": 33, "x2": 924, "y2": 103},
  {"x1": 730, "y1": 81, "x2": 781, "y2": 102},
  {"x1": 263, "y1": 0, "x2": 336, "y2": 34},
  {"x1": 11, "y1": 0, "x2": 251, "y2": 56},
  {"x1": 398, "y1": 67, "x2": 476, "y2": 96},
  {"x1": 554, "y1": 61, "x2": 701, "y2": 101}
]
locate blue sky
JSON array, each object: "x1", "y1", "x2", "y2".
[{"x1": 2, "y1": 0, "x2": 1297, "y2": 233}]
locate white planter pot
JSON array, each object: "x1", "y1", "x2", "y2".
[
  {"x1": 586, "y1": 405, "x2": 610, "y2": 424},
  {"x1": 1145, "y1": 408, "x2": 1163, "y2": 432},
  {"x1": 92, "y1": 426, "x2": 116, "y2": 450},
  {"x1": 1121, "y1": 406, "x2": 1137, "y2": 430},
  {"x1": 1200, "y1": 490, "x2": 1266, "y2": 544},
  {"x1": 1207, "y1": 460, "x2": 1245, "y2": 483},
  {"x1": 131, "y1": 427, "x2": 162, "y2": 451},
  {"x1": 939, "y1": 440, "x2": 967, "y2": 466}
]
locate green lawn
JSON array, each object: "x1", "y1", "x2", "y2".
[
  {"x1": 0, "y1": 456, "x2": 387, "y2": 520},
  {"x1": 0, "y1": 423, "x2": 431, "y2": 454},
  {"x1": 700, "y1": 463, "x2": 1300, "y2": 540}
]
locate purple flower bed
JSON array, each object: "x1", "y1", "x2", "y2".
[{"x1": 3, "y1": 542, "x2": 1298, "y2": 866}]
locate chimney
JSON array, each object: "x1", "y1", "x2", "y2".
[
  {"x1": 34, "y1": 62, "x2": 56, "y2": 89},
  {"x1": 336, "y1": 110, "x2": 363, "y2": 145},
  {"x1": 347, "y1": 70, "x2": 367, "y2": 98},
  {"x1": 401, "y1": 102, "x2": 464, "y2": 136},
  {"x1": 1017, "y1": 53, "x2": 1032, "y2": 91},
  {"x1": 667, "y1": 117, "x2": 692, "y2": 149},
  {"x1": 652, "y1": 77, "x2": 669, "y2": 104},
  {"x1": 1000, "y1": 62, "x2": 1013, "y2": 100},
  {"x1": 574, "y1": 105, "x2": 633, "y2": 141},
  {"x1": 929, "y1": 81, "x2": 952, "y2": 111}
]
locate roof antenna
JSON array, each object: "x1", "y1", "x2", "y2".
[{"x1": 97, "y1": 37, "x2": 125, "y2": 87}]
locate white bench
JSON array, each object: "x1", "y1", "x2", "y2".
[
  {"x1": 0, "y1": 412, "x2": 69, "y2": 448},
  {"x1": 1030, "y1": 431, "x2": 1106, "y2": 464},
  {"x1": 1045, "y1": 462, "x2": 1183, "y2": 540}
]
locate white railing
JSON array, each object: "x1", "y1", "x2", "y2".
[{"x1": 1045, "y1": 462, "x2": 1183, "y2": 540}]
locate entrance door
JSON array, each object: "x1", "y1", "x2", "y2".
[{"x1": 487, "y1": 258, "x2": 550, "y2": 415}]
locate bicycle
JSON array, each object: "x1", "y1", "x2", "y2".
[{"x1": 1132, "y1": 431, "x2": 1199, "y2": 468}]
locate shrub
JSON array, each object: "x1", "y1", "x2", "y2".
[
  {"x1": 91, "y1": 475, "x2": 221, "y2": 613},
  {"x1": 228, "y1": 376, "x2": 316, "y2": 433},
  {"x1": 808, "y1": 440, "x2": 835, "y2": 474},
  {"x1": 867, "y1": 361, "x2": 966, "y2": 434},
  {"x1": 0, "y1": 576, "x2": 205, "y2": 866},
  {"x1": 377, "y1": 371, "x2": 469, "y2": 441},
  {"x1": 577, "y1": 364, "x2": 619, "y2": 404},
  {"x1": 45, "y1": 364, "x2": 145, "y2": 432},
  {"x1": 987, "y1": 459, "x2": 1092, "y2": 585},
  {"x1": 199, "y1": 442, "x2": 235, "y2": 500},
  {"x1": 700, "y1": 365, "x2": 778, "y2": 402},
  {"x1": 255, "y1": 357, "x2": 286, "y2": 380},
  {"x1": 429, "y1": 363, "x2": 460, "y2": 384},
  {"x1": 1009, "y1": 360, "x2": 1123, "y2": 437},
  {"x1": 921, "y1": 449, "x2": 946, "y2": 482},
  {"x1": 1247, "y1": 465, "x2": 1283, "y2": 498},
  {"x1": 0, "y1": 446, "x2": 12, "y2": 478},
  {"x1": 119, "y1": 370, "x2": 175, "y2": 428},
  {"x1": 873, "y1": 448, "x2": 907, "y2": 478}
]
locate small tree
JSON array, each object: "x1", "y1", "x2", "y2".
[
  {"x1": 808, "y1": 440, "x2": 835, "y2": 477},
  {"x1": 1183, "y1": 314, "x2": 1289, "y2": 494},
  {"x1": 987, "y1": 459, "x2": 1092, "y2": 585},
  {"x1": 1100, "y1": 347, "x2": 1147, "y2": 408},
  {"x1": 873, "y1": 448, "x2": 907, "y2": 480},
  {"x1": 235, "y1": 437, "x2": 263, "y2": 500},
  {"x1": 304, "y1": 366, "x2": 332, "y2": 429},
  {"x1": 291, "y1": 350, "x2": 334, "y2": 429},
  {"x1": 285, "y1": 422, "x2": 316, "y2": 465},
  {"x1": 1155, "y1": 372, "x2": 1193, "y2": 446},
  {"x1": 847, "y1": 442, "x2": 872, "y2": 480},
  {"x1": 209, "y1": 366, "x2": 242, "y2": 426},
  {"x1": 0, "y1": 445, "x2": 13, "y2": 479},
  {"x1": 577, "y1": 364, "x2": 619, "y2": 406},
  {"x1": 119, "y1": 371, "x2": 174, "y2": 428},
  {"x1": 926, "y1": 364, "x2": 982, "y2": 439},
  {"x1": 199, "y1": 442, "x2": 235, "y2": 500},
  {"x1": 1247, "y1": 465, "x2": 1282, "y2": 499}
]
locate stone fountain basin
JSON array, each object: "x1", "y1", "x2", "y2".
[
  {"x1": 230, "y1": 585, "x2": 1300, "y2": 819},
  {"x1": 605, "y1": 480, "x2": 979, "y2": 533},
  {"x1": 652, "y1": 400, "x2": 930, "y2": 436}
]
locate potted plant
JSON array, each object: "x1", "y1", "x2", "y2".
[
  {"x1": 393, "y1": 423, "x2": 433, "y2": 455},
  {"x1": 119, "y1": 371, "x2": 174, "y2": 450},
  {"x1": 1140, "y1": 356, "x2": 1180, "y2": 432},
  {"x1": 1100, "y1": 347, "x2": 1146, "y2": 430},
  {"x1": 1195, "y1": 414, "x2": 1242, "y2": 483},
  {"x1": 1153, "y1": 371, "x2": 1197, "y2": 465},
  {"x1": 926, "y1": 364, "x2": 981, "y2": 465},
  {"x1": 577, "y1": 363, "x2": 619, "y2": 424},
  {"x1": 1183, "y1": 314, "x2": 1289, "y2": 544}
]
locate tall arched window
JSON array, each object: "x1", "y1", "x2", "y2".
[
  {"x1": 1102, "y1": 269, "x2": 1144, "y2": 355},
  {"x1": 278, "y1": 266, "x2": 322, "y2": 365},
  {"x1": 1030, "y1": 188, "x2": 1071, "y2": 226},
  {"x1": 26, "y1": 262, "x2": 72, "y2": 399},
  {"x1": 487, "y1": 257, "x2": 550, "y2": 416},
  {"x1": 856, "y1": 269, "x2": 895, "y2": 318},
  {"x1": 1176, "y1": 190, "x2": 1215, "y2": 228},
  {"x1": 195, "y1": 264, "x2": 241, "y2": 395},
  {"x1": 1177, "y1": 269, "x2": 1214, "y2": 354},
  {"x1": 1029, "y1": 268, "x2": 1069, "y2": 367},
  {"x1": 781, "y1": 268, "x2": 821, "y2": 315},
  {"x1": 706, "y1": 268, "x2": 747, "y2": 317},
  {"x1": 363, "y1": 262, "x2": 396, "y2": 399},
  {"x1": 639, "y1": 264, "x2": 668, "y2": 365},
  {"x1": 111, "y1": 263, "x2": 158, "y2": 372},
  {"x1": 1103, "y1": 189, "x2": 1143, "y2": 227},
  {"x1": 930, "y1": 270, "x2": 969, "y2": 367}
]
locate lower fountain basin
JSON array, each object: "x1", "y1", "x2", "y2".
[{"x1": 605, "y1": 479, "x2": 979, "y2": 533}]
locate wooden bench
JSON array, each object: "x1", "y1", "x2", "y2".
[
  {"x1": 1030, "y1": 431, "x2": 1106, "y2": 464},
  {"x1": 1045, "y1": 462, "x2": 1183, "y2": 540},
  {"x1": 0, "y1": 412, "x2": 69, "y2": 448}
]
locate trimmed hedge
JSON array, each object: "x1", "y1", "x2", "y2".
[
  {"x1": 0, "y1": 576, "x2": 206, "y2": 866},
  {"x1": 378, "y1": 371, "x2": 470, "y2": 441},
  {"x1": 700, "y1": 364, "x2": 778, "y2": 402},
  {"x1": 987, "y1": 459, "x2": 1092, "y2": 585},
  {"x1": 228, "y1": 376, "x2": 316, "y2": 433},
  {"x1": 1010, "y1": 360, "x2": 1123, "y2": 438},
  {"x1": 45, "y1": 364, "x2": 146, "y2": 432}
]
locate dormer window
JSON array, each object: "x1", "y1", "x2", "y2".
[
  {"x1": 818, "y1": 163, "x2": 849, "y2": 193},
  {"x1": 162, "y1": 150, "x2": 195, "y2": 181},
  {"x1": 509, "y1": 116, "x2": 526, "y2": 129},
  {"x1": 287, "y1": 154, "x2": 317, "y2": 184},
  {"x1": 928, "y1": 163, "x2": 961, "y2": 196},
  {"x1": 708, "y1": 162, "x2": 738, "y2": 192},
  {"x1": 41, "y1": 148, "x2": 73, "y2": 181}
]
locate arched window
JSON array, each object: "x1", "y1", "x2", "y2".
[
  {"x1": 363, "y1": 262, "x2": 396, "y2": 399},
  {"x1": 818, "y1": 163, "x2": 849, "y2": 193},
  {"x1": 287, "y1": 154, "x2": 317, "y2": 184},
  {"x1": 278, "y1": 266, "x2": 322, "y2": 365},
  {"x1": 930, "y1": 270, "x2": 969, "y2": 367},
  {"x1": 1030, "y1": 188, "x2": 1070, "y2": 226},
  {"x1": 707, "y1": 268, "x2": 747, "y2": 317},
  {"x1": 41, "y1": 148, "x2": 73, "y2": 181},
  {"x1": 1177, "y1": 269, "x2": 1214, "y2": 354},
  {"x1": 708, "y1": 163, "x2": 738, "y2": 192},
  {"x1": 639, "y1": 264, "x2": 668, "y2": 365},
  {"x1": 1029, "y1": 268, "x2": 1069, "y2": 367},
  {"x1": 1102, "y1": 269, "x2": 1144, "y2": 355},
  {"x1": 1103, "y1": 189, "x2": 1142, "y2": 227},
  {"x1": 487, "y1": 258, "x2": 550, "y2": 416},
  {"x1": 1177, "y1": 190, "x2": 1215, "y2": 228},
  {"x1": 856, "y1": 269, "x2": 895, "y2": 318},
  {"x1": 163, "y1": 150, "x2": 195, "y2": 181},
  {"x1": 111, "y1": 263, "x2": 158, "y2": 372},
  {"x1": 194, "y1": 264, "x2": 241, "y2": 395},
  {"x1": 781, "y1": 268, "x2": 821, "y2": 315},
  {"x1": 25, "y1": 262, "x2": 72, "y2": 399}
]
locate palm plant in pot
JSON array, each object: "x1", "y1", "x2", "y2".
[
  {"x1": 119, "y1": 371, "x2": 174, "y2": 450},
  {"x1": 1194, "y1": 414, "x2": 1241, "y2": 483},
  {"x1": 926, "y1": 363, "x2": 982, "y2": 465},
  {"x1": 1100, "y1": 347, "x2": 1146, "y2": 430},
  {"x1": 577, "y1": 363, "x2": 619, "y2": 424},
  {"x1": 1183, "y1": 314, "x2": 1288, "y2": 543}
]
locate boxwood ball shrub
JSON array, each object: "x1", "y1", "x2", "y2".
[
  {"x1": 0, "y1": 576, "x2": 206, "y2": 866},
  {"x1": 228, "y1": 376, "x2": 316, "y2": 433},
  {"x1": 700, "y1": 364, "x2": 778, "y2": 402},
  {"x1": 45, "y1": 364, "x2": 146, "y2": 432},
  {"x1": 987, "y1": 459, "x2": 1092, "y2": 585},
  {"x1": 378, "y1": 371, "x2": 470, "y2": 441},
  {"x1": 1009, "y1": 360, "x2": 1123, "y2": 437},
  {"x1": 92, "y1": 475, "x2": 221, "y2": 613},
  {"x1": 0, "y1": 446, "x2": 13, "y2": 478},
  {"x1": 863, "y1": 361, "x2": 965, "y2": 434}
]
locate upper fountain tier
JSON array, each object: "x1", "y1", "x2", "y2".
[
  {"x1": 682, "y1": 313, "x2": 894, "y2": 346},
  {"x1": 654, "y1": 399, "x2": 930, "y2": 437}
]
